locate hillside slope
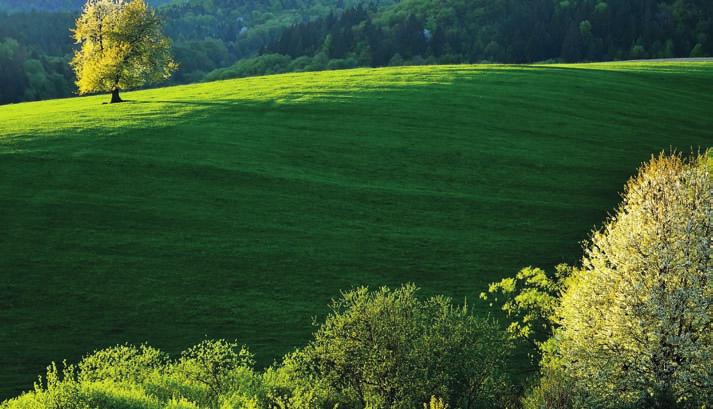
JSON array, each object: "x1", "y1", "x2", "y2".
[{"x1": 1, "y1": 62, "x2": 712, "y2": 398}]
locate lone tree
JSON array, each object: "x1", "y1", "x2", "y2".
[{"x1": 71, "y1": 0, "x2": 177, "y2": 103}]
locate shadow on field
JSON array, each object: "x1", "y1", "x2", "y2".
[{"x1": 129, "y1": 100, "x2": 243, "y2": 107}]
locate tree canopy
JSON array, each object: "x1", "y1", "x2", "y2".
[
  {"x1": 0, "y1": 286, "x2": 515, "y2": 409},
  {"x1": 552, "y1": 152, "x2": 712, "y2": 407},
  {"x1": 490, "y1": 152, "x2": 713, "y2": 408},
  {"x1": 70, "y1": 0, "x2": 176, "y2": 102}
]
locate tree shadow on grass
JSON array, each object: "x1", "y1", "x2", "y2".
[{"x1": 127, "y1": 99, "x2": 245, "y2": 107}]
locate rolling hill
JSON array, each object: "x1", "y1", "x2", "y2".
[{"x1": 1, "y1": 62, "x2": 712, "y2": 398}]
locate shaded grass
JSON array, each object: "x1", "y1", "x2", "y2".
[{"x1": 1, "y1": 63, "x2": 712, "y2": 398}]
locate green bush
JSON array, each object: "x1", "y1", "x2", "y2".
[
  {"x1": 1, "y1": 288, "x2": 517, "y2": 409},
  {"x1": 291, "y1": 284, "x2": 514, "y2": 409},
  {"x1": 81, "y1": 381, "x2": 162, "y2": 409},
  {"x1": 164, "y1": 397, "x2": 200, "y2": 409},
  {"x1": 521, "y1": 369, "x2": 579, "y2": 409},
  {"x1": 258, "y1": 352, "x2": 334, "y2": 408},
  {"x1": 173, "y1": 339, "x2": 255, "y2": 407},
  {"x1": 1, "y1": 363, "x2": 87, "y2": 409},
  {"x1": 79, "y1": 344, "x2": 167, "y2": 384}
]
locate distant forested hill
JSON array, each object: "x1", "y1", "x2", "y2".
[
  {"x1": 0, "y1": 0, "x2": 398, "y2": 104},
  {"x1": 212, "y1": 0, "x2": 712, "y2": 77},
  {"x1": 0, "y1": 0, "x2": 175, "y2": 12},
  {"x1": 160, "y1": 0, "x2": 398, "y2": 83},
  {"x1": 1, "y1": 0, "x2": 712, "y2": 105}
]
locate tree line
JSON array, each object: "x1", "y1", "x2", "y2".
[
  {"x1": 1, "y1": 0, "x2": 713, "y2": 104},
  {"x1": 1, "y1": 151, "x2": 711, "y2": 408},
  {"x1": 257, "y1": 0, "x2": 713, "y2": 70},
  {"x1": 148, "y1": 0, "x2": 713, "y2": 83},
  {"x1": 0, "y1": 0, "x2": 397, "y2": 104},
  {"x1": 0, "y1": 0, "x2": 174, "y2": 12}
]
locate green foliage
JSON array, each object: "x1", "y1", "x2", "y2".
[
  {"x1": 175, "y1": 339, "x2": 255, "y2": 407},
  {"x1": 3, "y1": 0, "x2": 713, "y2": 103},
  {"x1": 70, "y1": 0, "x2": 177, "y2": 99},
  {"x1": 294, "y1": 284, "x2": 514, "y2": 409},
  {"x1": 550, "y1": 151, "x2": 713, "y2": 408},
  {"x1": 79, "y1": 344, "x2": 167, "y2": 384},
  {"x1": 521, "y1": 369, "x2": 578, "y2": 409},
  {"x1": 690, "y1": 43, "x2": 706, "y2": 57},
  {"x1": 0, "y1": 0, "x2": 173, "y2": 12},
  {"x1": 424, "y1": 396, "x2": 449, "y2": 409},
  {"x1": 261, "y1": 0, "x2": 713, "y2": 75},
  {"x1": 0, "y1": 10, "x2": 76, "y2": 103},
  {"x1": 1, "y1": 363, "x2": 86, "y2": 409},
  {"x1": 514, "y1": 152, "x2": 713, "y2": 408},
  {"x1": 481, "y1": 265, "x2": 573, "y2": 363},
  {"x1": 81, "y1": 381, "x2": 162, "y2": 409},
  {"x1": 163, "y1": 397, "x2": 199, "y2": 409},
  {"x1": 255, "y1": 352, "x2": 331, "y2": 408},
  {"x1": 204, "y1": 54, "x2": 293, "y2": 81},
  {"x1": 485, "y1": 152, "x2": 713, "y2": 408},
  {"x1": 0, "y1": 286, "x2": 515, "y2": 408},
  {"x1": 0, "y1": 341, "x2": 258, "y2": 409}
]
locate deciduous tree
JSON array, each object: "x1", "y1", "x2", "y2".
[
  {"x1": 70, "y1": 0, "x2": 176, "y2": 103},
  {"x1": 553, "y1": 152, "x2": 712, "y2": 408},
  {"x1": 295, "y1": 284, "x2": 514, "y2": 409}
]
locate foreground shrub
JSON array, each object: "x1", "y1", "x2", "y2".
[
  {"x1": 81, "y1": 380, "x2": 162, "y2": 409},
  {"x1": 1, "y1": 363, "x2": 87, "y2": 409},
  {"x1": 163, "y1": 397, "x2": 199, "y2": 409},
  {"x1": 491, "y1": 152, "x2": 711, "y2": 408},
  {"x1": 138, "y1": 339, "x2": 259, "y2": 408},
  {"x1": 424, "y1": 396, "x2": 449, "y2": 409},
  {"x1": 481, "y1": 264, "x2": 573, "y2": 364},
  {"x1": 79, "y1": 344, "x2": 167, "y2": 384},
  {"x1": 257, "y1": 352, "x2": 333, "y2": 408},
  {"x1": 292, "y1": 284, "x2": 514, "y2": 409},
  {"x1": 174, "y1": 339, "x2": 255, "y2": 406},
  {"x1": 0, "y1": 340, "x2": 257, "y2": 409},
  {"x1": 520, "y1": 368, "x2": 578, "y2": 409}
]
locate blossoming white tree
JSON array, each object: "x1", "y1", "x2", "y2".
[{"x1": 554, "y1": 152, "x2": 712, "y2": 407}]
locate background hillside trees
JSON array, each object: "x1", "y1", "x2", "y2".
[{"x1": 2, "y1": 0, "x2": 713, "y2": 104}]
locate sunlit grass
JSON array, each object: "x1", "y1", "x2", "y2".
[{"x1": 1, "y1": 62, "x2": 712, "y2": 398}]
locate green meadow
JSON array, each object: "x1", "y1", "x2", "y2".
[{"x1": 0, "y1": 62, "x2": 711, "y2": 398}]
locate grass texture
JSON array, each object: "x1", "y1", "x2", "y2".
[{"x1": 1, "y1": 62, "x2": 712, "y2": 397}]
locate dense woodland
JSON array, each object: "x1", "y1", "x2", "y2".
[
  {"x1": 1, "y1": 0, "x2": 713, "y2": 104},
  {"x1": 0, "y1": 0, "x2": 175, "y2": 12},
  {"x1": 0, "y1": 0, "x2": 396, "y2": 103},
  {"x1": 216, "y1": 0, "x2": 713, "y2": 77}
]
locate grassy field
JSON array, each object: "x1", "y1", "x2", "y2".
[{"x1": 1, "y1": 62, "x2": 712, "y2": 398}]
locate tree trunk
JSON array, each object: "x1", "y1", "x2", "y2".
[{"x1": 110, "y1": 87, "x2": 123, "y2": 104}]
